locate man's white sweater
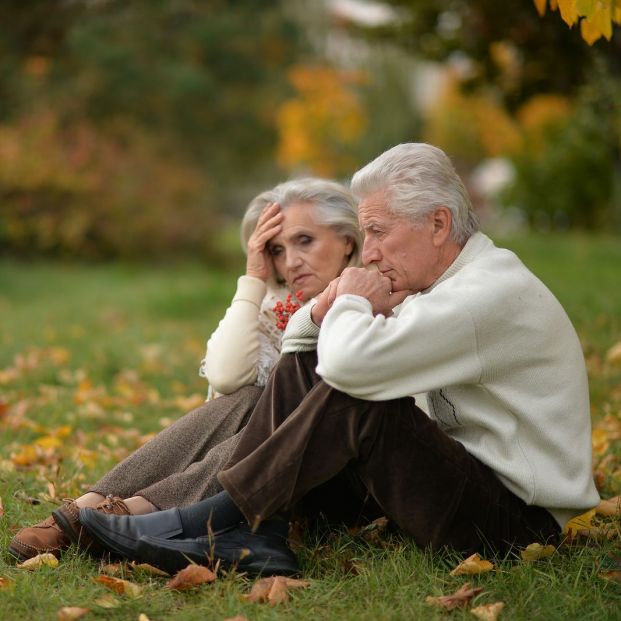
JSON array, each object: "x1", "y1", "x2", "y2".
[{"x1": 282, "y1": 232, "x2": 599, "y2": 527}]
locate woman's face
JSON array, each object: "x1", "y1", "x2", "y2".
[{"x1": 267, "y1": 201, "x2": 354, "y2": 300}]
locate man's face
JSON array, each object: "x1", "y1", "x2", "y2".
[{"x1": 358, "y1": 190, "x2": 444, "y2": 294}]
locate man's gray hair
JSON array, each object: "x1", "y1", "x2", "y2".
[
  {"x1": 241, "y1": 177, "x2": 362, "y2": 268},
  {"x1": 350, "y1": 143, "x2": 479, "y2": 245}
]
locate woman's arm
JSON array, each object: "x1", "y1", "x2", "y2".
[{"x1": 200, "y1": 275, "x2": 267, "y2": 395}]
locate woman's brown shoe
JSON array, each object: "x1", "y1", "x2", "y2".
[
  {"x1": 8, "y1": 514, "x2": 70, "y2": 561},
  {"x1": 52, "y1": 495, "x2": 131, "y2": 554}
]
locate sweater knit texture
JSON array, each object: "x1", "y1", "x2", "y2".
[{"x1": 282, "y1": 232, "x2": 599, "y2": 527}]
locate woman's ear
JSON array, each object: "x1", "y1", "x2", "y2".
[{"x1": 344, "y1": 235, "x2": 355, "y2": 257}]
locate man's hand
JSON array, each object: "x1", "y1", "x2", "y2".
[
  {"x1": 311, "y1": 268, "x2": 411, "y2": 326},
  {"x1": 335, "y1": 267, "x2": 411, "y2": 317}
]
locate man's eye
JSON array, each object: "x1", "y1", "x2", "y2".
[{"x1": 299, "y1": 236, "x2": 313, "y2": 245}]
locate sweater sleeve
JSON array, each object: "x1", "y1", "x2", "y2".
[
  {"x1": 281, "y1": 302, "x2": 321, "y2": 353},
  {"x1": 316, "y1": 292, "x2": 482, "y2": 400},
  {"x1": 201, "y1": 275, "x2": 267, "y2": 395}
]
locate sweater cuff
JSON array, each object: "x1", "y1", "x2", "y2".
[
  {"x1": 232, "y1": 275, "x2": 268, "y2": 307},
  {"x1": 281, "y1": 303, "x2": 320, "y2": 353}
]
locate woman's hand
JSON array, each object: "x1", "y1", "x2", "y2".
[{"x1": 245, "y1": 202, "x2": 284, "y2": 281}]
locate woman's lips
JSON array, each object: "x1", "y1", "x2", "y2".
[{"x1": 292, "y1": 274, "x2": 311, "y2": 285}]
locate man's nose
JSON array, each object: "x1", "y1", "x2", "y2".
[{"x1": 361, "y1": 238, "x2": 381, "y2": 265}]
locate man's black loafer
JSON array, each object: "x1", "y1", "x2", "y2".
[
  {"x1": 79, "y1": 507, "x2": 185, "y2": 560},
  {"x1": 135, "y1": 520, "x2": 299, "y2": 576}
]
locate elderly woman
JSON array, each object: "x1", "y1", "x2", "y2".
[{"x1": 9, "y1": 177, "x2": 362, "y2": 561}]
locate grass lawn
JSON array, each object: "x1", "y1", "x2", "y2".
[{"x1": 1, "y1": 232, "x2": 621, "y2": 620}]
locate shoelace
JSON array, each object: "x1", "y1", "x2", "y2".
[{"x1": 97, "y1": 495, "x2": 130, "y2": 515}]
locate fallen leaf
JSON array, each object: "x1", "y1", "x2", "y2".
[
  {"x1": 101, "y1": 563, "x2": 125, "y2": 576},
  {"x1": 520, "y1": 543, "x2": 555, "y2": 561},
  {"x1": 93, "y1": 595, "x2": 121, "y2": 609},
  {"x1": 605, "y1": 341, "x2": 621, "y2": 365},
  {"x1": 450, "y1": 553, "x2": 494, "y2": 576},
  {"x1": 0, "y1": 495, "x2": 4, "y2": 517},
  {"x1": 131, "y1": 562, "x2": 169, "y2": 577},
  {"x1": 94, "y1": 575, "x2": 143, "y2": 598},
  {"x1": 17, "y1": 553, "x2": 59, "y2": 570},
  {"x1": 243, "y1": 576, "x2": 310, "y2": 606},
  {"x1": 138, "y1": 614, "x2": 151, "y2": 621},
  {"x1": 599, "y1": 570, "x2": 621, "y2": 582},
  {"x1": 0, "y1": 576, "x2": 15, "y2": 590},
  {"x1": 596, "y1": 496, "x2": 621, "y2": 517},
  {"x1": 470, "y1": 601, "x2": 505, "y2": 621},
  {"x1": 57, "y1": 607, "x2": 90, "y2": 621},
  {"x1": 224, "y1": 616, "x2": 249, "y2": 621},
  {"x1": 426, "y1": 583, "x2": 484, "y2": 610},
  {"x1": 563, "y1": 509, "x2": 596, "y2": 538},
  {"x1": 267, "y1": 576, "x2": 290, "y2": 607},
  {"x1": 166, "y1": 564, "x2": 216, "y2": 590}
]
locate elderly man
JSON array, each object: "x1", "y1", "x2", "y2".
[{"x1": 77, "y1": 143, "x2": 599, "y2": 576}]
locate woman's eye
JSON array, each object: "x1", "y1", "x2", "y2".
[{"x1": 269, "y1": 246, "x2": 283, "y2": 257}]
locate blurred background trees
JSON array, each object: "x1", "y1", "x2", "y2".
[{"x1": 1, "y1": 0, "x2": 620, "y2": 261}]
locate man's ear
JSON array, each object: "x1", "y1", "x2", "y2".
[{"x1": 431, "y1": 206, "x2": 452, "y2": 246}]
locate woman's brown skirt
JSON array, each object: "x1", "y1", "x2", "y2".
[{"x1": 90, "y1": 385, "x2": 263, "y2": 509}]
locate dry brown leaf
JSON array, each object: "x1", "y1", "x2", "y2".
[
  {"x1": 138, "y1": 614, "x2": 151, "y2": 621},
  {"x1": 426, "y1": 583, "x2": 484, "y2": 610},
  {"x1": 93, "y1": 595, "x2": 121, "y2": 609},
  {"x1": 596, "y1": 496, "x2": 621, "y2": 517},
  {"x1": 520, "y1": 543, "x2": 555, "y2": 562},
  {"x1": 267, "y1": 576, "x2": 291, "y2": 607},
  {"x1": 94, "y1": 575, "x2": 143, "y2": 598},
  {"x1": 165, "y1": 564, "x2": 216, "y2": 590},
  {"x1": 599, "y1": 570, "x2": 621, "y2": 582},
  {"x1": 223, "y1": 616, "x2": 250, "y2": 621},
  {"x1": 17, "y1": 553, "x2": 59, "y2": 570},
  {"x1": 450, "y1": 553, "x2": 494, "y2": 576},
  {"x1": 131, "y1": 562, "x2": 169, "y2": 577},
  {"x1": 101, "y1": 563, "x2": 124, "y2": 576},
  {"x1": 57, "y1": 607, "x2": 90, "y2": 621},
  {"x1": 470, "y1": 601, "x2": 505, "y2": 621},
  {"x1": 0, "y1": 495, "x2": 4, "y2": 517},
  {"x1": 0, "y1": 576, "x2": 15, "y2": 590},
  {"x1": 243, "y1": 576, "x2": 310, "y2": 606}
]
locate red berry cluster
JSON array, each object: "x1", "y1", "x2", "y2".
[{"x1": 273, "y1": 290, "x2": 304, "y2": 331}]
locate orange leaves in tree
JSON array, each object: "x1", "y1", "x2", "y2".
[
  {"x1": 277, "y1": 65, "x2": 367, "y2": 177},
  {"x1": 533, "y1": 0, "x2": 621, "y2": 44},
  {"x1": 165, "y1": 564, "x2": 217, "y2": 590}
]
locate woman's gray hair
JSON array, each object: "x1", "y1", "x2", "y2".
[
  {"x1": 240, "y1": 177, "x2": 362, "y2": 267},
  {"x1": 350, "y1": 143, "x2": 479, "y2": 245}
]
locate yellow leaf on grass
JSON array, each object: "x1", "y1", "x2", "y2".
[
  {"x1": 563, "y1": 508, "x2": 596, "y2": 537},
  {"x1": 224, "y1": 617, "x2": 250, "y2": 621},
  {"x1": 426, "y1": 583, "x2": 484, "y2": 610},
  {"x1": 93, "y1": 595, "x2": 121, "y2": 609},
  {"x1": 94, "y1": 575, "x2": 142, "y2": 598},
  {"x1": 471, "y1": 601, "x2": 505, "y2": 621},
  {"x1": 450, "y1": 553, "x2": 494, "y2": 576},
  {"x1": 520, "y1": 543, "x2": 555, "y2": 561},
  {"x1": 131, "y1": 562, "x2": 169, "y2": 577},
  {"x1": 17, "y1": 553, "x2": 59, "y2": 570},
  {"x1": 57, "y1": 607, "x2": 90, "y2": 621},
  {"x1": 0, "y1": 495, "x2": 4, "y2": 517},
  {"x1": 605, "y1": 342, "x2": 621, "y2": 365},
  {"x1": 138, "y1": 614, "x2": 151, "y2": 621}
]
